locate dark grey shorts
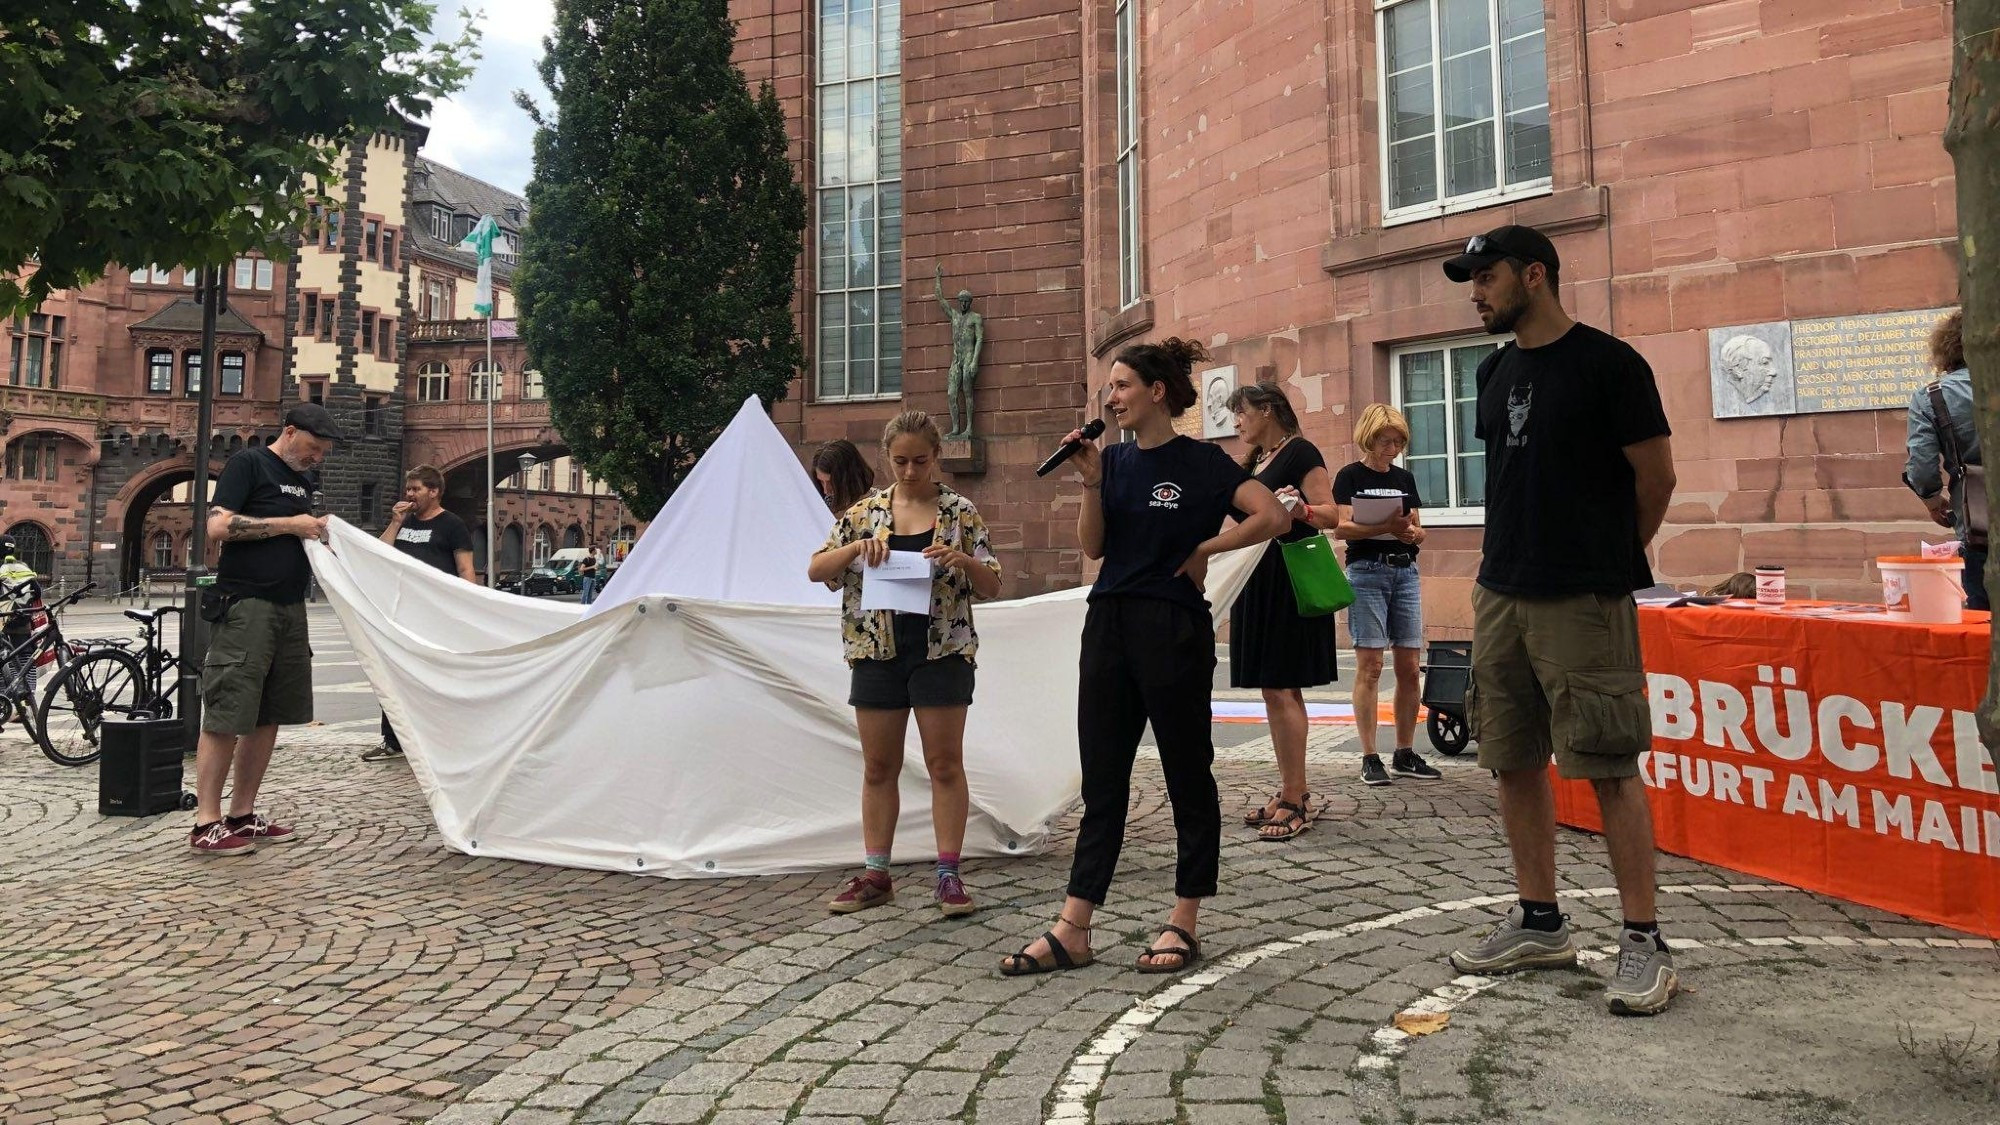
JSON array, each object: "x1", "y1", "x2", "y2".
[{"x1": 849, "y1": 615, "x2": 975, "y2": 710}]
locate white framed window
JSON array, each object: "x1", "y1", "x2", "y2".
[
  {"x1": 1389, "y1": 335, "x2": 1506, "y2": 524},
  {"x1": 1377, "y1": 0, "x2": 1549, "y2": 225},
  {"x1": 255, "y1": 259, "x2": 274, "y2": 290},
  {"x1": 522, "y1": 368, "x2": 544, "y2": 399},
  {"x1": 1115, "y1": 0, "x2": 1142, "y2": 307},
  {"x1": 815, "y1": 0, "x2": 903, "y2": 401},
  {"x1": 469, "y1": 358, "x2": 501, "y2": 401},
  {"x1": 417, "y1": 362, "x2": 450, "y2": 401}
]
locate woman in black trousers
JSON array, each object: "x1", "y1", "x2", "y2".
[{"x1": 1000, "y1": 338, "x2": 1288, "y2": 976}]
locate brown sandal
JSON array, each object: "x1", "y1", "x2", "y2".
[
  {"x1": 1242, "y1": 791, "x2": 1282, "y2": 826},
  {"x1": 1257, "y1": 799, "x2": 1312, "y2": 842},
  {"x1": 1136, "y1": 924, "x2": 1200, "y2": 974},
  {"x1": 999, "y1": 917, "x2": 1094, "y2": 976}
]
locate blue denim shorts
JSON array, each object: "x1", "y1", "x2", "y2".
[{"x1": 1347, "y1": 558, "x2": 1423, "y2": 649}]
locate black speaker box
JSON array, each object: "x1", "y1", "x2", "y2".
[{"x1": 98, "y1": 716, "x2": 188, "y2": 817}]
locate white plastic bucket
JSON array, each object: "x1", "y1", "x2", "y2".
[{"x1": 1879, "y1": 556, "x2": 1965, "y2": 624}]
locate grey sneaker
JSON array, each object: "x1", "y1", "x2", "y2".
[
  {"x1": 1604, "y1": 929, "x2": 1678, "y2": 1016},
  {"x1": 1360, "y1": 755, "x2": 1392, "y2": 786},
  {"x1": 359, "y1": 743, "x2": 404, "y2": 762},
  {"x1": 1448, "y1": 906, "x2": 1579, "y2": 974}
]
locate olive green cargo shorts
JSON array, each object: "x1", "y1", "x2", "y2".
[
  {"x1": 1468, "y1": 585, "x2": 1651, "y2": 781},
  {"x1": 200, "y1": 597, "x2": 313, "y2": 735}
]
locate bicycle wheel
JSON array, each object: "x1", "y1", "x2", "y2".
[
  {"x1": 36, "y1": 649, "x2": 145, "y2": 767},
  {"x1": 141, "y1": 655, "x2": 182, "y2": 720}
]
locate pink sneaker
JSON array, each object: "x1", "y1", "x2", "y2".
[
  {"x1": 228, "y1": 814, "x2": 296, "y2": 844},
  {"x1": 936, "y1": 872, "x2": 976, "y2": 918},
  {"x1": 190, "y1": 821, "x2": 257, "y2": 856},
  {"x1": 827, "y1": 872, "x2": 894, "y2": 914}
]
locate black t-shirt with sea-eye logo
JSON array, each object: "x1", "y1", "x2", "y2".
[
  {"x1": 1474, "y1": 322, "x2": 1672, "y2": 596},
  {"x1": 212, "y1": 445, "x2": 318, "y2": 603},
  {"x1": 1090, "y1": 436, "x2": 1250, "y2": 612},
  {"x1": 392, "y1": 510, "x2": 475, "y2": 576}
]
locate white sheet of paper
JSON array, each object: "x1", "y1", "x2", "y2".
[
  {"x1": 1350, "y1": 494, "x2": 1405, "y2": 541},
  {"x1": 860, "y1": 550, "x2": 934, "y2": 613}
]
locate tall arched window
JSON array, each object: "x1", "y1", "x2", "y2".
[
  {"x1": 612, "y1": 524, "x2": 637, "y2": 563},
  {"x1": 469, "y1": 358, "x2": 502, "y2": 401},
  {"x1": 500, "y1": 523, "x2": 525, "y2": 571},
  {"x1": 563, "y1": 524, "x2": 583, "y2": 549},
  {"x1": 5, "y1": 521, "x2": 54, "y2": 577},
  {"x1": 151, "y1": 530, "x2": 174, "y2": 569},
  {"x1": 532, "y1": 525, "x2": 553, "y2": 567},
  {"x1": 417, "y1": 361, "x2": 450, "y2": 402}
]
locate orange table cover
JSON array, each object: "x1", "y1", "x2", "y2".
[{"x1": 1551, "y1": 603, "x2": 2000, "y2": 938}]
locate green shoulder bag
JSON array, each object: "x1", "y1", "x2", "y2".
[{"x1": 1280, "y1": 533, "x2": 1355, "y2": 617}]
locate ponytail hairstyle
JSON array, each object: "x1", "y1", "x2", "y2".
[
  {"x1": 811, "y1": 438, "x2": 876, "y2": 514},
  {"x1": 881, "y1": 409, "x2": 944, "y2": 455},
  {"x1": 1225, "y1": 382, "x2": 1301, "y2": 471},
  {"x1": 1112, "y1": 336, "x2": 1208, "y2": 417}
]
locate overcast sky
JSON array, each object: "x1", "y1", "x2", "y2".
[{"x1": 418, "y1": 0, "x2": 557, "y2": 197}]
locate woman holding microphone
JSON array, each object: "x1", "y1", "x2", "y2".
[
  {"x1": 809, "y1": 411, "x2": 1003, "y2": 918},
  {"x1": 1000, "y1": 338, "x2": 1288, "y2": 976}
]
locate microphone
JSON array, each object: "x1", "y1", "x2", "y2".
[{"x1": 1035, "y1": 419, "x2": 1107, "y2": 477}]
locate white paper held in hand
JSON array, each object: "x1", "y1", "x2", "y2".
[
  {"x1": 1349, "y1": 493, "x2": 1405, "y2": 541},
  {"x1": 860, "y1": 550, "x2": 934, "y2": 613}
]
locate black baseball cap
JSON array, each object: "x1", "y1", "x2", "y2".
[
  {"x1": 284, "y1": 402, "x2": 345, "y2": 442},
  {"x1": 1442, "y1": 224, "x2": 1561, "y2": 283}
]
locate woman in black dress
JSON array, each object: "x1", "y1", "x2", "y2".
[{"x1": 1226, "y1": 383, "x2": 1340, "y2": 841}]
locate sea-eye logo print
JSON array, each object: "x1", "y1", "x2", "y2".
[{"x1": 1149, "y1": 482, "x2": 1183, "y2": 509}]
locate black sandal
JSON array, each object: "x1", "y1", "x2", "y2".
[
  {"x1": 1136, "y1": 924, "x2": 1201, "y2": 975},
  {"x1": 1257, "y1": 799, "x2": 1312, "y2": 842},
  {"x1": 1242, "y1": 791, "x2": 1283, "y2": 826},
  {"x1": 999, "y1": 918, "x2": 1094, "y2": 976}
]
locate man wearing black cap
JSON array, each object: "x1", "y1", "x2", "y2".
[
  {"x1": 1440, "y1": 225, "x2": 1681, "y2": 1016},
  {"x1": 188, "y1": 401, "x2": 341, "y2": 856}
]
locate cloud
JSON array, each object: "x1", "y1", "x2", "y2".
[{"x1": 418, "y1": 1, "x2": 555, "y2": 195}]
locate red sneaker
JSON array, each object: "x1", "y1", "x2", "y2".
[
  {"x1": 228, "y1": 814, "x2": 296, "y2": 844},
  {"x1": 935, "y1": 872, "x2": 976, "y2": 918},
  {"x1": 827, "y1": 872, "x2": 894, "y2": 914},
  {"x1": 190, "y1": 821, "x2": 257, "y2": 856}
]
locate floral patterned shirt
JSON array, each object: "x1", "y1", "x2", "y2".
[{"x1": 819, "y1": 483, "x2": 1002, "y2": 666}]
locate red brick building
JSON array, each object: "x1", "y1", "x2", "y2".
[{"x1": 742, "y1": 0, "x2": 1961, "y2": 618}]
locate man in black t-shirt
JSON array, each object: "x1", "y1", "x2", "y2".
[
  {"x1": 1439, "y1": 225, "x2": 1682, "y2": 1016},
  {"x1": 362, "y1": 464, "x2": 476, "y2": 763},
  {"x1": 190, "y1": 402, "x2": 341, "y2": 856}
]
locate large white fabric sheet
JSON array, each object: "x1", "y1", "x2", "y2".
[{"x1": 309, "y1": 398, "x2": 1260, "y2": 877}]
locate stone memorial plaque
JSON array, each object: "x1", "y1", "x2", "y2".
[
  {"x1": 940, "y1": 435, "x2": 985, "y2": 474},
  {"x1": 1709, "y1": 307, "x2": 1951, "y2": 419},
  {"x1": 1789, "y1": 308, "x2": 1949, "y2": 414},
  {"x1": 1708, "y1": 321, "x2": 1796, "y2": 418}
]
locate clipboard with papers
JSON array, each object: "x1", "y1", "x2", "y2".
[{"x1": 1349, "y1": 492, "x2": 1406, "y2": 541}]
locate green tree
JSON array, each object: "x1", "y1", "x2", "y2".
[
  {"x1": 0, "y1": 1, "x2": 478, "y2": 314},
  {"x1": 1948, "y1": 0, "x2": 2000, "y2": 767},
  {"x1": 514, "y1": 0, "x2": 806, "y2": 520}
]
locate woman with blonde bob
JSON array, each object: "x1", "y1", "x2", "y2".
[
  {"x1": 809, "y1": 411, "x2": 1004, "y2": 918},
  {"x1": 1332, "y1": 404, "x2": 1439, "y2": 786}
]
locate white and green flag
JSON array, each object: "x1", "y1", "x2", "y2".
[{"x1": 454, "y1": 215, "x2": 512, "y2": 318}]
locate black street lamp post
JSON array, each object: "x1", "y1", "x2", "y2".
[{"x1": 180, "y1": 263, "x2": 225, "y2": 741}]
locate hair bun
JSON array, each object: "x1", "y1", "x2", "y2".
[{"x1": 1159, "y1": 336, "x2": 1211, "y2": 374}]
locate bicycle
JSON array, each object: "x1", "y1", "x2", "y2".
[
  {"x1": 34, "y1": 601, "x2": 173, "y2": 768},
  {"x1": 0, "y1": 583, "x2": 147, "y2": 765}
]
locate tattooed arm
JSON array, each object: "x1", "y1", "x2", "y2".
[{"x1": 207, "y1": 506, "x2": 319, "y2": 543}]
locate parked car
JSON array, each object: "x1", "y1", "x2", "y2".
[{"x1": 518, "y1": 567, "x2": 578, "y2": 598}]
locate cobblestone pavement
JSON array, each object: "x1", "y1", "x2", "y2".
[{"x1": 3, "y1": 722, "x2": 1996, "y2": 1125}]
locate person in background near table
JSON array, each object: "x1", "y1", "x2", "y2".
[
  {"x1": 578, "y1": 552, "x2": 600, "y2": 605},
  {"x1": 1332, "y1": 403, "x2": 1440, "y2": 787},
  {"x1": 809, "y1": 411, "x2": 1003, "y2": 918},
  {"x1": 363, "y1": 464, "x2": 477, "y2": 763},
  {"x1": 191, "y1": 402, "x2": 343, "y2": 855},
  {"x1": 1000, "y1": 339, "x2": 1289, "y2": 978},
  {"x1": 1224, "y1": 382, "x2": 1339, "y2": 842},
  {"x1": 1903, "y1": 309, "x2": 1985, "y2": 610},
  {"x1": 813, "y1": 438, "x2": 877, "y2": 518},
  {"x1": 1441, "y1": 225, "x2": 1681, "y2": 1015}
]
